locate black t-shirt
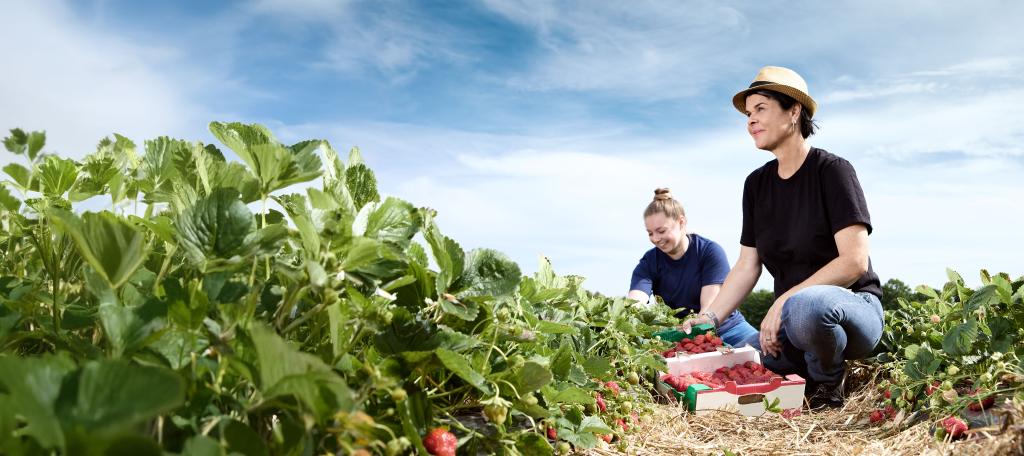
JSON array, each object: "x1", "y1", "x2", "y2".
[{"x1": 740, "y1": 147, "x2": 882, "y2": 299}]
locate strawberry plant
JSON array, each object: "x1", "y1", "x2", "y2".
[
  {"x1": 0, "y1": 124, "x2": 681, "y2": 455},
  {"x1": 872, "y1": 269, "x2": 1024, "y2": 437}
]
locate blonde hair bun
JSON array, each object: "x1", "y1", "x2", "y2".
[{"x1": 644, "y1": 187, "x2": 685, "y2": 219}]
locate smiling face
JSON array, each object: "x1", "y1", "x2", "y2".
[
  {"x1": 744, "y1": 93, "x2": 800, "y2": 151},
  {"x1": 644, "y1": 212, "x2": 686, "y2": 256}
]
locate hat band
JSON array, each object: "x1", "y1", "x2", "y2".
[{"x1": 748, "y1": 81, "x2": 775, "y2": 88}]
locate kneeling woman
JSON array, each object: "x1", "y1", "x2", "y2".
[
  {"x1": 687, "y1": 66, "x2": 884, "y2": 408},
  {"x1": 628, "y1": 188, "x2": 759, "y2": 347}
]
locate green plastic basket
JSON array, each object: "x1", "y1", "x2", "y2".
[{"x1": 652, "y1": 323, "x2": 715, "y2": 343}]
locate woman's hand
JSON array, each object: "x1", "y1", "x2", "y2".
[
  {"x1": 759, "y1": 296, "x2": 787, "y2": 357},
  {"x1": 679, "y1": 314, "x2": 712, "y2": 334}
]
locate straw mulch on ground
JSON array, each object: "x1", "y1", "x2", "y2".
[{"x1": 586, "y1": 365, "x2": 1024, "y2": 456}]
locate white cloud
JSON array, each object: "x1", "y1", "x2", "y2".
[
  {"x1": 481, "y1": 1, "x2": 1024, "y2": 103},
  {"x1": 251, "y1": 0, "x2": 353, "y2": 19},
  {"x1": 819, "y1": 86, "x2": 1024, "y2": 161},
  {"x1": 246, "y1": 0, "x2": 467, "y2": 82},
  {"x1": 0, "y1": 0, "x2": 206, "y2": 158},
  {"x1": 821, "y1": 57, "x2": 1024, "y2": 105},
  {"x1": 484, "y1": 0, "x2": 748, "y2": 99}
]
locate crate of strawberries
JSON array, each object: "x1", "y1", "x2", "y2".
[{"x1": 655, "y1": 336, "x2": 805, "y2": 416}]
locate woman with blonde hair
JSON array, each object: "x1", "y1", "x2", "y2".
[{"x1": 628, "y1": 188, "x2": 759, "y2": 347}]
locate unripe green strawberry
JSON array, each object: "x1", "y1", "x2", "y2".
[
  {"x1": 946, "y1": 365, "x2": 960, "y2": 376},
  {"x1": 621, "y1": 401, "x2": 633, "y2": 413},
  {"x1": 484, "y1": 404, "x2": 507, "y2": 426},
  {"x1": 522, "y1": 393, "x2": 538, "y2": 406},
  {"x1": 390, "y1": 388, "x2": 407, "y2": 402},
  {"x1": 557, "y1": 442, "x2": 571, "y2": 455},
  {"x1": 626, "y1": 371, "x2": 640, "y2": 385},
  {"x1": 386, "y1": 437, "x2": 409, "y2": 456}
]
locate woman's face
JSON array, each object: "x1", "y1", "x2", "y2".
[
  {"x1": 744, "y1": 93, "x2": 798, "y2": 151},
  {"x1": 644, "y1": 213, "x2": 686, "y2": 256}
]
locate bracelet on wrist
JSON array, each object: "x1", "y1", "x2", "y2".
[{"x1": 699, "y1": 310, "x2": 720, "y2": 329}]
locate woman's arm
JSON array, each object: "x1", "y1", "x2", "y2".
[
  {"x1": 759, "y1": 223, "x2": 870, "y2": 355},
  {"x1": 682, "y1": 246, "x2": 761, "y2": 331},
  {"x1": 705, "y1": 246, "x2": 762, "y2": 318},
  {"x1": 627, "y1": 289, "x2": 650, "y2": 306},
  {"x1": 699, "y1": 284, "x2": 721, "y2": 310}
]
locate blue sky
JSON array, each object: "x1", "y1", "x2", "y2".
[{"x1": 2, "y1": 0, "x2": 1023, "y2": 296}]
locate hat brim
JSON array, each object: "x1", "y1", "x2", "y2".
[{"x1": 732, "y1": 83, "x2": 817, "y2": 118}]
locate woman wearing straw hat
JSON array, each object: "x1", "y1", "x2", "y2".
[{"x1": 682, "y1": 66, "x2": 883, "y2": 408}]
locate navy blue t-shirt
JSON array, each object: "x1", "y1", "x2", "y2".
[{"x1": 629, "y1": 233, "x2": 749, "y2": 330}]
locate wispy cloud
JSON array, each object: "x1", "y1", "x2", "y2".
[
  {"x1": 251, "y1": 0, "x2": 353, "y2": 19},
  {"x1": 822, "y1": 57, "x2": 1024, "y2": 104},
  {"x1": 0, "y1": 0, "x2": 208, "y2": 157},
  {"x1": 245, "y1": 0, "x2": 470, "y2": 82},
  {"x1": 818, "y1": 77, "x2": 1024, "y2": 161},
  {"x1": 483, "y1": 0, "x2": 749, "y2": 99},
  {"x1": 480, "y1": 1, "x2": 1024, "y2": 105}
]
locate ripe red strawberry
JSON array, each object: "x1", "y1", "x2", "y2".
[
  {"x1": 941, "y1": 416, "x2": 968, "y2": 440},
  {"x1": 967, "y1": 389, "x2": 995, "y2": 411},
  {"x1": 616, "y1": 418, "x2": 628, "y2": 431},
  {"x1": 925, "y1": 381, "x2": 940, "y2": 396},
  {"x1": 599, "y1": 434, "x2": 613, "y2": 443},
  {"x1": 870, "y1": 410, "x2": 885, "y2": 423},
  {"x1": 694, "y1": 334, "x2": 706, "y2": 344},
  {"x1": 547, "y1": 426, "x2": 557, "y2": 440},
  {"x1": 595, "y1": 393, "x2": 607, "y2": 413},
  {"x1": 423, "y1": 427, "x2": 457, "y2": 456},
  {"x1": 883, "y1": 389, "x2": 892, "y2": 399},
  {"x1": 605, "y1": 381, "x2": 621, "y2": 396},
  {"x1": 884, "y1": 405, "x2": 897, "y2": 419}
]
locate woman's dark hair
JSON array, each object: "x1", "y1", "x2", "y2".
[{"x1": 749, "y1": 89, "x2": 818, "y2": 138}]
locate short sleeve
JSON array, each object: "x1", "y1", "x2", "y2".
[
  {"x1": 700, "y1": 240, "x2": 730, "y2": 286},
  {"x1": 822, "y1": 158, "x2": 873, "y2": 235},
  {"x1": 740, "y1": 173, "x2": 757, "y2": 247},
  {"x1": 629, "y1": 252, "x2": 655, "y2": 294}
]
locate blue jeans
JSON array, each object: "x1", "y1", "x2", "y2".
[
  {"x1": 719, "y1": 311, "x2": 761, "y2": 348},
  {"x1": 752, "y1": 285, "x2": 884, "y2": 384}
]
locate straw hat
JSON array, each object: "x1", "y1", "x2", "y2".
[{"x1": 732, "y1": 66, "x2": 817, "y2": 118}]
